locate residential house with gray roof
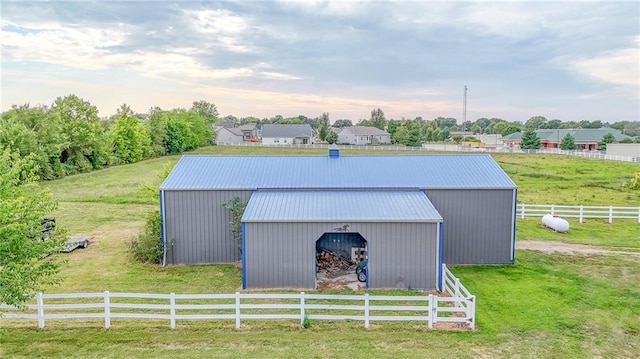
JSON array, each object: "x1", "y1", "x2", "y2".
[
  {"x1": 261, "y1": 124, "x2": 312, "y2": 145},
  {"x1": 337, "y1": 126, "x2": 391, "y2": 145}
]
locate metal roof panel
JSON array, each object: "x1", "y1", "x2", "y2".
[
  {"x1": 160, "y1": 154, "x2": 517, "y2": 190},
  {"x1": 242, "y1": 190, "x2": 443, "y2": 222}
]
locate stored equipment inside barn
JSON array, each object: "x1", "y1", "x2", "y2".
[{"x1": 159, "y1": 149, "x2": 517, "y2": 290}]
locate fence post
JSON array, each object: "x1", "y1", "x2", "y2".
[
  {"x1": 638, "y1": 207, "x2": 640, "y2": 224},
  {"x1": 36, "y1": 292, "x2": 44, "y2": 329},
  {"x1": 170, "y1": 293, "x2": 176, "y2": 329},
  {"x1": 441, "y1": 264, "x2": 447, "y2": 292},
  {"x1": 521, "y1": 203, "x2": 525, "y2": 219},
  {"x1": 300, "y1": 292, "x2": 305, "y2": 327},
  {"x1": 364, "y1": 293, "x2": 370, "y2": 329},
  {"x1": 609, "y1": 206, "x2": 613, "y2": 224},
  {"x1": 104, "y1": 291, "x2": 110, "y2": 329},
  {"x1": 469, "y1": 295, "x2": 476, "y2": 330},
  {"x1": 579, "y1": 205, "x2": 584, "y2": 223},
  {"x1": 427, "y1": 294, "x2": 434, "y2": 329},
  {"x1": 235, "y1": 292, "x2": 241, "y2": 329},
  {"x1": 551, "y1": 204, "x2": 555, "y2": 215},
  {"x1": 454, "y1": 278, "x2": 461, "y2": 308}
]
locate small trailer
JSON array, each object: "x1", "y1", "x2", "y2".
[{"x1": 62, "y1": 236, "x2": 92, "y2": 253}]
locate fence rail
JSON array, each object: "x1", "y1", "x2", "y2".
[
  {"x1": 0, "y1": 264, "x2": 474, "y2": 330},
  {"x1": 215, "y1": 142, "x2": 640, "y2": 163},
  {"x1": 517, "y1": 204, "x2": 640, "y2": 223}
]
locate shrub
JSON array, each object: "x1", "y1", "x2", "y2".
[
  {"x1": 302, "y1": 314, "x2": 311, "y2": 328},
  {"x1": 221, "y1": 197, "x2": 248, "y2": 254},
  {"x1": 623, "y1": 172, "x2": 640, "y2": 190},
  {"x1": 129, "y1": 210, "x2": 162, "y2": 264}
]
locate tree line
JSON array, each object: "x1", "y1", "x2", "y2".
[
  {"x1": 0, "y1": 95, "x2": 218, "y2": 181},
  {"x1": 3, "y1": 96, "x2": 639, "y2": 176},
  {"x1": 222, "y1": 109, "x2": 639, "y2": 147}
]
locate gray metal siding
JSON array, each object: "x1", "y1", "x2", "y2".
[
  {"x1": 163, "y1": 190, "x2": 251, "y2": 264},
  {"x1": 244, "y1": 222, "x2": 439, "y2": 290},
  {"x1": 426, "y1": 189, "x2": 515, "y2": 264}
]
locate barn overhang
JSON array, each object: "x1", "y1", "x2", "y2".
[{"x1": 241, "y1": 190, "x2": 443, "y2": 223}]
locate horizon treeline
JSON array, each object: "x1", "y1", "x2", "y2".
[{"x1": 2, "y1": 94, "x2": 638, "y2": 181}]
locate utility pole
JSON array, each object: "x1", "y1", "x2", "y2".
[{"x1": 462, "y1": 85, "x2": 467, "y2": 133}]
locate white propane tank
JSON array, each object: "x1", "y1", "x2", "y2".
[{"x1": 542, "y1": 214, "x2": 570, "y2": 233}]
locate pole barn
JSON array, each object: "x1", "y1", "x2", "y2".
[{"x1": 159, "y1": 149, "x2": 517, "y2": 290}]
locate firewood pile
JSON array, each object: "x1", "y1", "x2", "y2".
[{"x1": 317, "y1": 250, "x2": 355, "y2": 273}]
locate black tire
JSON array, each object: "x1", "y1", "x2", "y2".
[
  {"x1": 82, "y1": 240, "x2": 89, "y2": 248},
  {"x1": 355, "y1": 266, "x2": 363, "y2": 275},
  {"x1": 357, "y1": 271, "x2": 367, "y2": 283}
]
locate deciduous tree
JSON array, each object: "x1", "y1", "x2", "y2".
[
  {"x1": 369, "y1": 108, "x2": 387, "y2": 130},
  {"x1": 598, "y1": 133, "x2": 616, "y2": 151},
  {"x1": 190, "y1": 100, "x2": 219, "y2": 125},
  {"x1": 51, "y1": 95, "x2": 110, "y2": 173},
  {"x1": 110, "y1": 104, "x2": 152, "y2": 163},
  {"x1": 333, "y1": 119, "x2": 352, "y2": 128},
  {"x1": 325, "y1": 129, "x2": 338, "y2": 144},
  {"x1": 0, "y1": 149, "x2": 65, "y2": 306},
  {"x1": 525, "y1": 116, "x2": 548, "y2": 131},
  {"x1": 318, "y1": 112, "x2": 330, "y2": 141}
]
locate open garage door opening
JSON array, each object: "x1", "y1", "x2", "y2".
[{"x1": 315, "y1": 232, "x2": 367, "y2": 290}]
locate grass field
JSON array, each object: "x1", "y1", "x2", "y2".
[{"x1": 1, "y1": 146, "x2": 639, "y2": 358}]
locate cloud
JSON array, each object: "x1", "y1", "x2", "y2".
[
  {"x1": 1, "y1": 1, "x2": 638, "y2": 122},
  {"x1": 183, "y1": 8, "x2": 253, "y2": 53},
  {"x1": 571, "y1": 36, "x2": 640, "y2": 89}
]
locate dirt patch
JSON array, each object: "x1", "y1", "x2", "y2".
[
  {"x1": 517, "y1": 241, "x2": 640, "y2": 256},
  {"x1": 317, "y1": 269, "x2": 364, "y2": 291}
]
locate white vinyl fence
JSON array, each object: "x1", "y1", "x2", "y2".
[
  {"x1": 517, "y1": 204, "x2": 640, "y2": 223},
  {"x1": 0, "y1": 265, "x2": 475, "y2": 330},
  {"x1": 215, "y1": 142, "x2": 640, "y2": 163}
]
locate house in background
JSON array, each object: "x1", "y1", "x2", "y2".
[
  {"x1": 503, "y1": 128, "x2": 631, "y2": 150},
  {"x1": 337, "y1": 126, "x2": 391, "y2": 145},
  {"x1": 261, "y1": 124, "x2": 312, "y2": 145},
  {"x1": 217, "y1": 121, "x2": 236, "y2": 129},
  {"x1": 216, "y1": 127, "x2": 244, "y2": 144},
  {"x1": 237, "y1": 124, "x2": 259, "y2": 141}
]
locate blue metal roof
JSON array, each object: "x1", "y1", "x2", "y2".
[
  {"x1": 242, "y1": 190, "x2": 443, "y2": 222},
  {"x1": 160, "y1": 154, "x2": 516, "y2": 190}
]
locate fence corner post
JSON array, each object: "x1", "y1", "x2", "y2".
[
  {"x1": 521, "y1": 203, "x2": 525, "y2": 219},
  {"x1": 36, "y1": 292, "x2": 44, "y2": 329},
  {"x1": 235, "y1": 292, "x2": 241, "y2": 329},
  {"x1": 170, "y1": 293, "x2": 176, "y2": 329},
  {"x1": 300, "y1": 292, "x2": 305, "y2": 327},
  {"x1": 104, "y1": 290, "x2": 110, "y2": 329},
  {"x1": 441, "y1": 264, "x2": 447, "y2": 293},
  {"x1": 364, "y1": 293, "x2": 370, "y2": 329},
  {"x1": 469, "y1": 295, "x2": 476, "y2": 330}
]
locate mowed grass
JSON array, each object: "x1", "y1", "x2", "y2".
[
  {"x1": 2, "y1": 252, "x2": 639, "y2": 358},
  {"x1": 493, "y1": 153, "x2": 640, "y2": 205},
  {"x1": 517, "y1": 218, "x2": 640, "y2": 250},
  {"x1": 2, "y1": 145, "x2": 639, "y2": 358}
]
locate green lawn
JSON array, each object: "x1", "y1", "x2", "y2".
[{"x1": 2, "y1": 146, "x2": 639, "y2": 358}]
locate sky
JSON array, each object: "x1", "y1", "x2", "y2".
[{"x1": 1, "y1": 1, "x2": 639, "y2": 123}]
